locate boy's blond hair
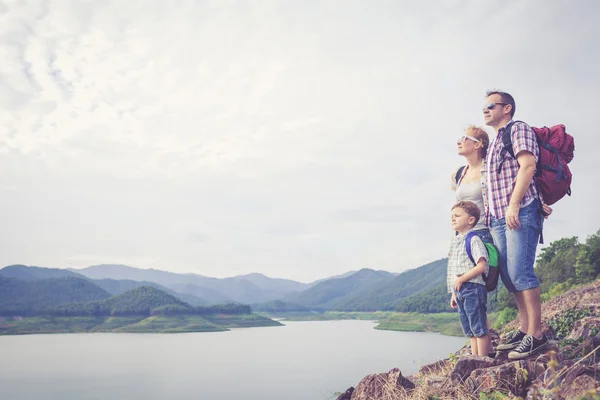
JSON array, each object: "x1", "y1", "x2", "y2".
[{"x1": 452, "y1": 201, "x2": 480, "y2": 227}]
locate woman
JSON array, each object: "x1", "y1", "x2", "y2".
[
  {"x1": 451, "y1": 125, "x2": 493, "y2": 243},
  {"x1": 451, "y1": 126, "x2": 494, "y2": 357}
]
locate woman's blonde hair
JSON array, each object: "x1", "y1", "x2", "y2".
[{"x1": 466, "y1": 125, "x2": 490, "y2": 158}]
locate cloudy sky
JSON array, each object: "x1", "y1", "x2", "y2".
[{"x1": 1, "y1": 0, "x2": 599, "y2": 282}]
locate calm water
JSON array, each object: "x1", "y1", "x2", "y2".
[{"x1": 0, "y1": 320, "x2": 465, "y2": 400}]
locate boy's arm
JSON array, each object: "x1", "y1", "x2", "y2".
[{"x1": 456, "y1": 258, "x2": 487, "y2": 283}]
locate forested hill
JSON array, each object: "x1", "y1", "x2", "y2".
[
  {"x1": 54, "y1": 286, "x2": 189, "y2": 316},
  {"x1": 259, "y1": 260, "x2": 448, "y2": 312},
  {"x1": 0, "y1": 276, "x2": 111, "y2": 316}
]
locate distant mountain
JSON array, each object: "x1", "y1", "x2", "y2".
[
  {"x1": 0, "y1": 265, "x2": 84, "y2": 281},
  {"x1": 282, "y1": 269, "x2": 395, "y2": 311},
  {"x1": 0, "y1": 276, "x2": 111, "y2": 316},
  {"x1": 266, "y1": 259, "x2": 449, "y2": 312},
  {"x1": 307, "y1": 270, "x2": 358, "y2": 287},
  {"x1": 71, "y1": 264, "x2": 307, "y2": 304},
  {"x1": 165, "y1": 283, "x2": 232, "y2": 304},
  {"x1": 359, "y1": 258, "x2": 448, "y2": 309},
  {"x1": 91, "y1": 279, "x2": 208, "y2": 306},
  {"x1": 234, "y1": 273, "x2": 309, "y2": 294}
]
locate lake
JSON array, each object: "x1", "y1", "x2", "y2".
[{"x1": 0, "y1": 320, "x2": 465, "y2": 400}]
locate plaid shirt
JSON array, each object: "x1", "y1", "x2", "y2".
[
  {"x1": 485, "y1": 121, "x2": 539, "y2": 224},
  {"x1": 446, "y1": 230, "x2": 489, "y2": 294}
]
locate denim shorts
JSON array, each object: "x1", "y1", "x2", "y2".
[
  {"x1": 490, "y1": 199, "x2": 542, "y2": 293},
  {"x1": 455, "y1": 282, "x2": 488, "y2": 337}
]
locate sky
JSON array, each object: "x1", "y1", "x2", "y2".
[{"x1": 1, "y1": 0, "x2": 599, "y2": 282}]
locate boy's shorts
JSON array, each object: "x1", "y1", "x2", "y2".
[
  {"x1": 456, "y1": 282, "x2": 488, "y2": 337},
  {"x1": 491, "y1": 199, "x2": 542, "y2": 293}
]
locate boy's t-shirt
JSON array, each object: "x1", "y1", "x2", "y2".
[{"x1": 446, "y1": 230, "x2": 489, "y2": 293}]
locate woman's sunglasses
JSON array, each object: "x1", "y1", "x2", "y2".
[{"x1": 458, "y1": 135, "x2": 480, "y2": 143}]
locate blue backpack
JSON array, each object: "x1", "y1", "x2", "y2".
[{"x1": 465, "y1": 232, "x2": 500, "y2": 292}]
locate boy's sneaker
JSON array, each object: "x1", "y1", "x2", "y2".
[
  {"x1": 508, "y1": 334, "x2": 549, "y2": 360},
  {"x1": 496, "y1": 330, "x2": 527, "y2": 351}
]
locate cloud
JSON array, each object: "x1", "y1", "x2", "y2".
[{"x1": 0, "y1": 0, "x2": 598, "y2": 282}]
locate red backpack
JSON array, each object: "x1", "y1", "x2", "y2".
[{"x1": 501, "y1": 121, "x2": 575, "y2": 206}]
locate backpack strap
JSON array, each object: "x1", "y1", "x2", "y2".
[
  {"x1": 464, "y1": 231, "x2": 477, "y2": 265},
  {"x1": 497, "y1": 121, "x2": 517, "y2": 173},
  {"x1": 455, "y1": 165, "x2": 466, "y2": 186}
]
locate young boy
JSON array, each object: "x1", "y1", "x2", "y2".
[{"x1": 447, "y1": 200, "x2": 490, "y2": 356}]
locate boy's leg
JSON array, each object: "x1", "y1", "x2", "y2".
[
  {"x1": 456, "y1": 289, "x2": 475, "y2": 346},
  {"x1": 475, "y1": 335, "x2": 490, "y2": 356},
  {"x1": 470, "y1": 337, "x2": 478, "y2": 355},
  {"x1": 462, "y1": 283, "x2": 489, "y2": 355}
]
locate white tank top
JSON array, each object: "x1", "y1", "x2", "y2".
[{"x1": 456, "y1": 180, "x2": 486, "y2": 231}]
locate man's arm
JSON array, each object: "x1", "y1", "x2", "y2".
[{"x1": 506, "y1": 151, "x2": 536, "y2": 230}]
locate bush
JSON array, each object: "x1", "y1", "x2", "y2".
[{"x1": 493, "y1": 307, "x2": 518, "y2": 329}]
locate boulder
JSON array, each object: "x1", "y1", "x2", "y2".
[
  {"x1": 335, "y1": 387, "x2": 354, "y2": 400},
  {"x1": 350, "y1": 368, "x2": 414, "y2": 400},
  {"x1": 464, "y1": 360, "x2": 545, "y2": 397},
  {"x1": 567, "y1": 317, "x2": 600, "y2": 340},
  {"x1": 418, "y1": 359, "x2": 450, "y2": 375},
  {"x1": 450, "y1": 355, "x2": 498, "y2": 384}
]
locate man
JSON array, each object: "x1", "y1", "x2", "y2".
[{"x1": 483, "y1": 90, "x2": 548, "y2": 360}]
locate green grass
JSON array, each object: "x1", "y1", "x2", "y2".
[
  {"x1": 273, "y1": 311, "x2": 394, "y2": 321},
  {"x1": 203, "y1": 313, "x2": 283, "y2": 328},
  {"x1": 374, "y1": 312, "x2": 464, "y2": 337},
  {"x1": 0, "y1": 313, "x2": 282, "y2": 335},
  {"x1": 117, "y1": 315, "x2": 226, "y2": 333}
]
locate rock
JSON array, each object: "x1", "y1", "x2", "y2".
[
  {"x1": 350, "y1": 368, "x2": 414, "y2": 400},
  {"x1": 450, "y1": 355, "x2": 498, "y2": 384},
  {"x1": 464, "y1": 360, "x2": 545, "y2": 397},
  {"x1": 561, "y1": 374, "x2": 600, "y2": 399},
  {"x1": 418, "y1": 359, "x2": 449, "y2": 375},
  {"x1": 335, "y1": 387, "x2": 354, "y2": 400},
  {"x1": 567, "y1": 317, "x2": 600, "y2": 340},
  {"x1": 421, "y1": 374, "x2": 451, "y2": 391}
]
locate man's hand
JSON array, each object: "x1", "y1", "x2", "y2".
[
  {"x1": 542, "y1": 204, "x2": 553, "y2": 219},
  {"x1": 454, "y1": 277, "x2": 463, "y2": 293},
  {"x1": 506, "y1": 203, "x2": 521, "y2": 230},
  {"x1": 450, "y1": 293, "x2": 458, "y2": 309}
]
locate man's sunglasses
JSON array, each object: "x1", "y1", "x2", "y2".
[
  {"x1": 458, "y1": 135, "x2": 480, "y2": 143},
  {"x1": 484, "y1": 102, "x2": 508, "y2": 110}
]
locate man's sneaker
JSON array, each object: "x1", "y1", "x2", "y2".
[
  {"x1": 508, "y1": 334, "x2": 549, "y2": 360},
  {"x1": 496, "y1": 330, "x2": 527, "y2": 351}
]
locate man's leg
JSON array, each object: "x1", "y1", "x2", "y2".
[
  {"x1": 521, "y1": 287, "x2": 542, "y2": 339},
  {"x1": 491, "y1": 218, "x2": 527, "y2": 351},
  {"x1": 506, "y1": 201, "x2": 548, "y2": 359},
  {"x1": 513, "y1": 291, "x2": 529, "y2": 334}
]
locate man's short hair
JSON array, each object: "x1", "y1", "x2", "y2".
[
  {"x1": 486, "y1": 90, "x2": 516, "y2": 118},
  {"x1": 452, "y1": 200, "x2": 480, "y2": 227}
]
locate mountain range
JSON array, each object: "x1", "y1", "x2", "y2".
[{"x1": 0, "y1": 259, "x2": 450, "y2": 313}]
